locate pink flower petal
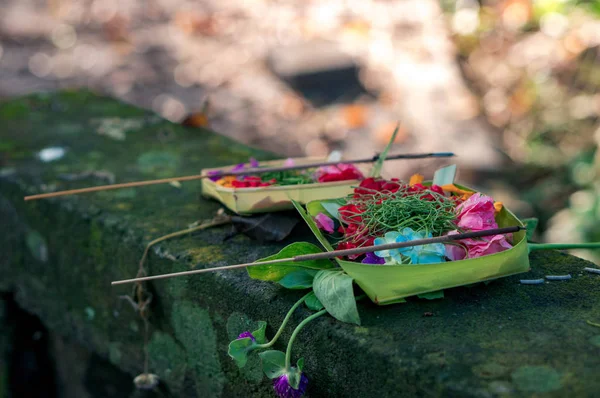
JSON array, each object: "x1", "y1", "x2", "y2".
[
  {"x1": 445, "y1": 231, "x2": 467, "y2": 260},
  {"x1": 445, "y1": 229, "x2": 512, "y2": 259},
  {"x1": 314, "y1": 213, "x2": 335, "y2": 234},
  {"x1": 455, "y1": 193, "x2": 498, "y2": 231}
]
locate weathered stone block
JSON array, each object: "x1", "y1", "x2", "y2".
[{"x1": 1, "y1": 91, "x2": 599, "y2": 397}]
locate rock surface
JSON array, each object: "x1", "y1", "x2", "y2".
[{"x1": 1, "y1": 91, "x2": 599, "y2": 397}]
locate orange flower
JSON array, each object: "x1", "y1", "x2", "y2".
[
  {"x1": 409, "y1": 174, "x2": 424, "y2": 186},
  {"x1": 441, "y1": 184, "x2": 475, "y2": 200}
]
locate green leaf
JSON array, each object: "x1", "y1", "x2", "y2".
[
  {"x1": 306, "y1": 198, "x2": 345, "y2": 221},
  {"x1": 247, "y1": 242, "x2": 334, "y2": 283},
  {"x1": 252, "y1": 321, "x2": 268, "y2": 345},
  {"x1": 322, "y1": 202, "x2": 342, "y2": 220},
  {"x1": 297, "y1": 358, "x2": 304, "y2": 372},
  {"x1": 288, "y1": 368, "x2": 301, "y2": 389},
  {"x1": 432, "y1": 164, "x2": 457, "y2": 186},
  {"x1": 313, "y1": 270, "x2": 361, "y2": 325},
  {"x1": 305, "y1": 292, "x2": 324, "y2": 311},
  {"x1": 228, "y1": 338, "x2": 254, "y2": 368},
  {"x1": 522, "y1": 218, "x2": 539, "y2": 241},
  {"x1": 278, "y1": 270, "x2": 318, "y2": 289},
  {"x1": 291, "y1": 199, "x2": 335, "y2": 251},
  {"x1": 259, "y1": 350, "x2": 286, "y2": 379},
  {"x1": 370, "y1": 123, "x2": 399, "y2": 178},
  {"x1": 417, "y1": 290, "x2": 444, "y2": 300}
]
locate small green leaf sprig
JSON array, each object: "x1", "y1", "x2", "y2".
[
  {"x1": 227, "y1": 199, "x2": 366, "y2": 397},
  {"x1": 227, "y1": 291, "x2": 329, "y2": 397}
]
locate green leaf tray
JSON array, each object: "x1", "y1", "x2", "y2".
[{"x1": 301, "y1": 184, "x2": 530, "y2": 305}]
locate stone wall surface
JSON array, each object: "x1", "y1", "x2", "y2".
[{"x1": 1, "y1": 91, "x2": 599, "y2": 397}]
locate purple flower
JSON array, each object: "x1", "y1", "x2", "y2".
[
  {"x1": 237, "y1": 331, "x2": 256, "y2": 342},
  {"x1": 249, "y1": 158, "x2": 259, "y2": 168},
  {"x1": 362, "y1": 252, "x2": 385, "y2": 264},
  {"x1": 273, "y1": 373, "x2": 308, "y2": 398},
  {"x1": 207, "y1": 170, "x2": 222, "y2": 181},
  {"x1": 231, "y1": 163, "x2": 246, "y2": 172}
]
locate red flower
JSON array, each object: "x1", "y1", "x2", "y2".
[
  {"x1": 337, "y1": 241, "x2": 356, "y2": 251},
  {"x1": 353, "y1": 178, "x2": 403, "y2": 198},
  {"x1": 381, "y1": 180, "x2": 401, "y2": 192},
  {"x1": 343, "y1": 223, "x2": 359, "y2": 236},
  {"x1": 358, "y1": 236, "x2": 375, "y2": 247},
  {"x1": 408, "y1": 183, "x2": 426, "y2": 192},
  {"x1": 430, "y1": 185, "x2": 444, "y2": 195},
  {"x1": 336, "y1": 241, "x2": 364, "y2": 260},
  {"x1": 353, "y1": 178, "x2": 383, "y2": 197},
  {"x1": 406, "y1": 183, "x2": 445, "y2": 202},
  {"x1": 338, "y1": 204, "x2": 363, "y2": 223},
  {"x1": 316, "y1": 164, "x2": 364, "y2": 183}
]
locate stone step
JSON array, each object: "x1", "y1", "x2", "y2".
[{"x1": 1, "y1": 91, "x2": 599, "y2": 397}]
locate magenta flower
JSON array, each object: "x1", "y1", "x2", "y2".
[
  {"x1": 250, "y1": 158, "x2": 259, "y2": 168},
  {"x1": 455, "y1": 193, "x2": 498, "y2": 231},
  {"x1": 237, "y1": 331, "x2": 256, "y2": 342},
  {"x1": 284, "y1": 158, "x2": 295, "y2": 167},
  {"x1": 314, "y1": 213, "x2": 334, "y2": 234},
  {"x1": 273, "y1": 373, "x2": 308, "y2": 398},
  {"x1": 445, "y1": 230, "x2": 512, "y2": 260}
]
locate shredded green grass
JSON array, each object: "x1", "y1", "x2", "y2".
[
  {"x1": 252, "y1": 170, "x2": 315, "y2": 185},
  {"x1": 347, "y1": 186, "x2": 458, "y2": 238}
]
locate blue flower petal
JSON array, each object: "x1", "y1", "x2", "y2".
[
  {"x1": 401, "y1": 227, "x2": 415, "y2": 237},
  {"x1": 430, "y1": 243, "x2": 446, "y2": 255},
  {"x1": 384, "y1": 232, "x2": 400, "y2": 241},
  {"x1": 391, "y1": 251, "x2": 404, "y2": 263},
  {"x1": 373, "y1": 237, "x2": 385, "y2": 245},
  {"x1": 416, "y1": 253, "x2": 446, "y2": 264}
]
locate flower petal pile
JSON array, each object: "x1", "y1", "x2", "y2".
[
  {"x1": 374, "y1": 228, "x2": 446, "y2": 264},
  {"x1": 213, "y1": 158, "x2": 364, "y2": 188},
  {"x1": 313, "y1": 175, "x2": 513, "y2": 264}
]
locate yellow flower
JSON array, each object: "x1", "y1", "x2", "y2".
[
  {"x1": 494, "y1": 201, "x2": 503, "y2": 214},
  {"x1": 216, "y1": 176, "x2": 236, "y2": 188}
]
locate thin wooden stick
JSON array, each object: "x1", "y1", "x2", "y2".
[
  {"x1": 24, "y1": 152, "x2": 455, "y2": 201},
  {"x1": 111, "y1": 226, "x2": 523, "y2": 286},
  {"x1": 137, "y1": 216, "x2": 232, "y2": 274}
]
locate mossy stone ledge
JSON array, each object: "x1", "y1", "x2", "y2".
[{"x1": 1, "y1": 91, "x2": 599, "y2": 397}]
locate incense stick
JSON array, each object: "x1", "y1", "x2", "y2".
[
  {"x1": 23, "y1": 152, "x2": 455, "y2": 201},
  {"x1": 111, "y1": 226, "x2": 522, "y2": 286}
]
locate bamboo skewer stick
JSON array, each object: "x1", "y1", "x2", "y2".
[
  {"x1": 111, "y1": 226, "x2": 523, "y2": 286},
  {"x1": 23, "y1": 152, "x2": 455, "y2": 201}
]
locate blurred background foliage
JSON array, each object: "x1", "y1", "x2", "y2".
[{"x1": 442, "y1": 0, "x2": 600, "y2": 261}]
